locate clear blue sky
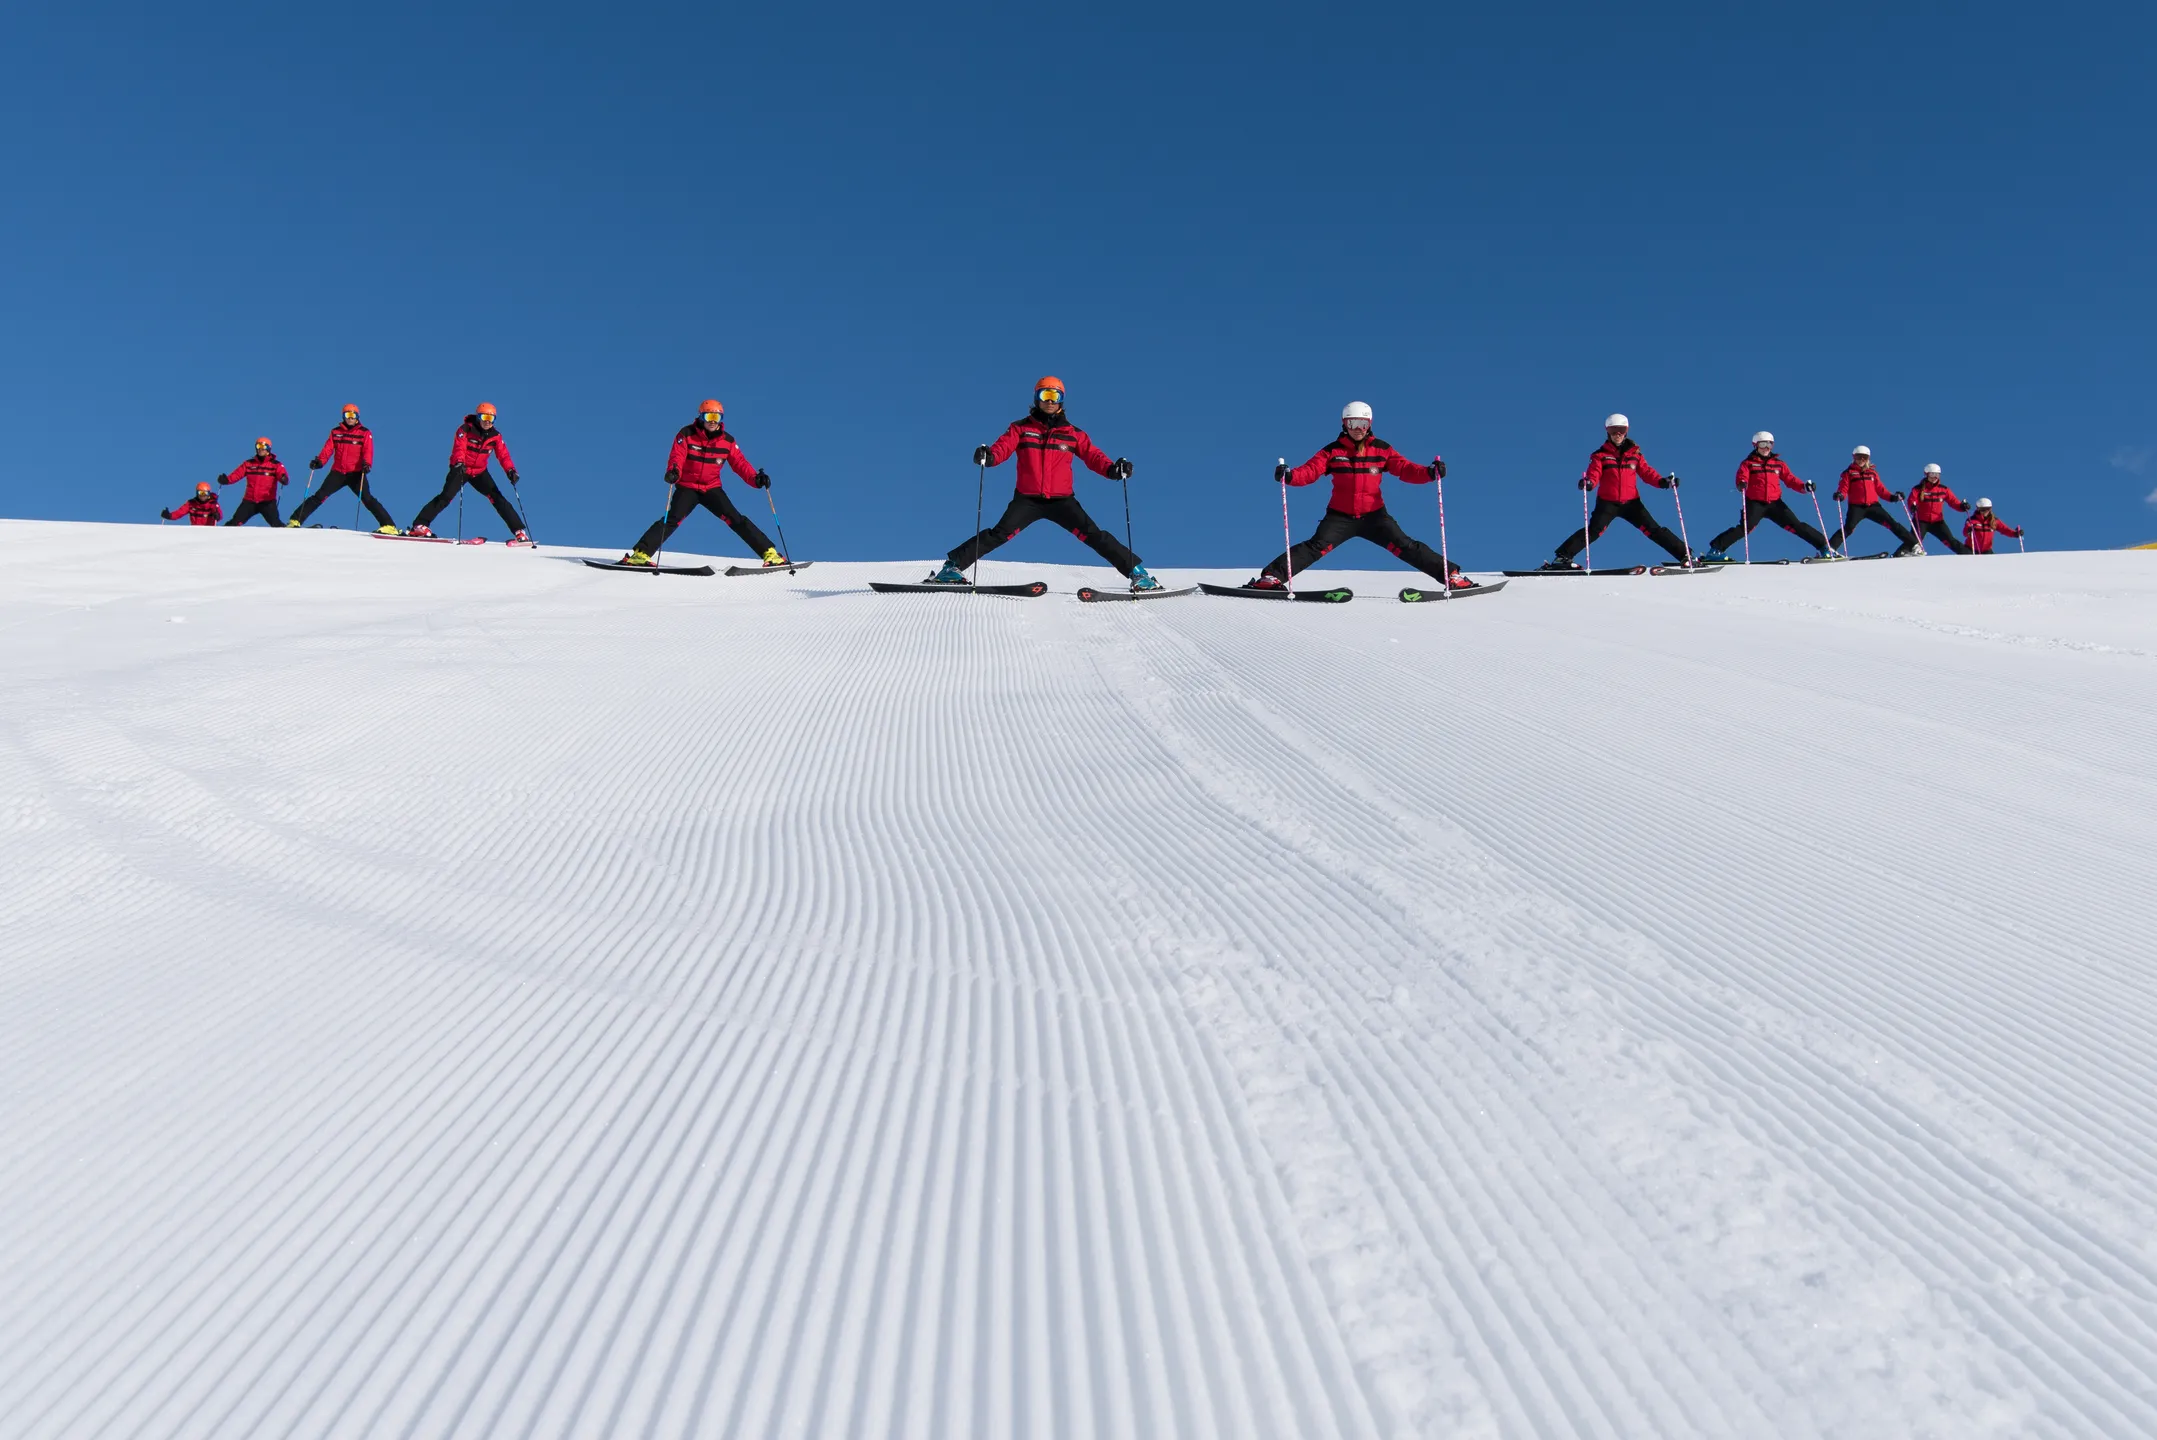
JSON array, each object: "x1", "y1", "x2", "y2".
[{"x1": 4, "y1": 0, "x2": 2152, "y2": 565}]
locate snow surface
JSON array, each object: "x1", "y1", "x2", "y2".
[{"x1": 4, "y1": 519, "x2": 2156, "y2": 1439}]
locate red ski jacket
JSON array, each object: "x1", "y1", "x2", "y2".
[
  {"x1": 448, "y1": 417, "x2": 515, "y2": 477},
  {"x1": 1735, "y1": 452, "x2": 1808, "y2": 502},
  {"x1": 167, "y1": 494, "x2": 223, "y2": 525},
  {"x1": 985, "y1": 410, "x2": 1115, "y2": 499},
  {"x1": 1288, "y1": 433, "x2": 1437, "y2": 517},
  {"x1": 666, "y1": 422, "x2": 757, "y2": 491},
  {"x1": 314, "y1": 422, "x2": 374, "y2": 475},
  {"x1": 1963, "y1": 511, "x2": 2022, "y2": 553},
  {"x1": 1581, "y1": 439, "x2": 1667, "y2": 503},
  {"x1": 220, "y1": 453, "x2": 289, "y2": 503},
  {"x1": 1835, "y1": 463, "x2": 1894, "y2": 507},
  {"x1": 1908, "y1": 478, "x2": 1967, "y2": 524}
]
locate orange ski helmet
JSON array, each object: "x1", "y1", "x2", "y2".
[
  {"x1": 1034, "y1": 375, "x2": 1065, "y2": 405},
  {"x1": 475, "y1": 402, "x2": 497, "y2": 418},
  {"x1": 195, "y1": 480, "x2": 214, "y2": 494},
  {"x1": 698, "y1": 398, "x2": 724, "y2": 416},
  {"x1": 342, "y1": 403, "x2": 359, "y2": 417},
  {"x1": 255, "y1": 436, "x2": 272, "y2": 448}
]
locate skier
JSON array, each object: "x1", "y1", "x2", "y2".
[
  {"x1": 1828, "y1": 445, "x2": 1918, "y2": 556},
  {"x1": 1963, "y1": 498, "x2": 2024, "y2": 554},
  {"x1": 1540, "y1": 413, "x2": 1692, "y2": 570},
  {"x1": 924, "y1": 377, "x2": 1159, "y2": 590},
  {"x1": 618, "y1": 399, "x2": 786, "y2": 566},
  {"x1": 218, "y1": 437, "x2": 290, "y2": 527},
  {"x1": 1702, "y1": 432, "x2": 1831, "y2": 560},
  {"x1": 160, "y1": 480, "x2": 223, "y2": 526},
  {"x1": 1239, "y1": 402, "x2": 1471, "y2": 590},
  {"x1": 1907, "y1": 465, "x2": 1972, "y2": 553},
  {"x1": 291, "y1": 404, "x2": 398, "y2": 533},
  {"x1": 407, "y1": 403, "x2": 529, "y2": 540}
]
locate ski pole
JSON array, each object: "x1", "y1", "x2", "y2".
[
  {"x1": 1900, "y1": 496, "x2": 1926, "y2": 556},
  {"x1": 1740, "y1": 489, "x2": 1751, "y2": 565},
  {"x1": 971, "y1": 455, "x2": 986, "y2": 590},
  {"x1": 349, "y1": 471, "x2": 368, "y2": 531},
  {"x1": 1806, "y1": 483, "x2": 1834, "y2": 557},
  {"x1": 1581, "y1": 478, "x2": 1593, "y2": 574},
  {"x1": 762, "y1": 477, "x2": 797, "y2": 572},
  {"x1": 509, "y1": 473, "x2": 534, "y2": 539},
  {"x1": 1669, "y1": 476, "x2": 1693, "y2": 563},
  {"x1": 457, "y1": 487, "x2": 465, "y2": 542},
  {"x1": 1434, "y1": 463, "x2": 1451, "y2": 600},
  {"x1": 1279, "y1": 456, "x2": 1295, "y2": 597},
  {"x1": 1120, "y1": 473, "x2": 1134, "y2": 556},
  {"x1": 2017, "y1": 531, "x2": 2026, "y2": 554},
  {"x1": 650, "y1": 479, "x2": 678, "y2": 568}
]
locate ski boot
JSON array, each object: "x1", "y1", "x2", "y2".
[
  {"x1": 924, "y1": 562, "x2": 969, "y2": 586},
  {"x1": 1892, "y1": 542, "x2": 1920, "y2": 557},
  {"x1": 285, "y1": 518, "x2": 301, "y2": 529},
  {"x1": 1447, "y1": 570, "x2": 1477, "y2": 589},
  {"x1": 761, "y1": 547, "x2": 789, "y2": 567},
  {"x1": 1243, "y1": 574, "x2": 1286, "y2": 591},
  {"x1": 376, "y1": 524, "x2": 402, "y2": 536},
  {"x1": 1700, "y1": 547, "x2": 1731, "y2": 563},
  {"x1": 408, "y1": 525, "x2": 435, "y2": 538},
  {"x1": 1813, "y1": 546, "x2": 1836, "y2": 560},
  {"x1": 1537, "y1": 556, "x2": 1583, "y2": 573},
  {"x1": 1128, "y1": 565, "x2": 1162, "y2": 592},
  {"x1": 619, "y1": 550, "x2": 655, "y2": 567},
  {"x1": 512, "y1": 530, "x2": 531, "y2": 544}
]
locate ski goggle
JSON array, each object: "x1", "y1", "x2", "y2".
[
  {"x1": 342, "y1": 409, "x2": 358, "y2": 419},
  {"x1": 1036, "y1": 388, "x2": 1064, "y2": 405}
]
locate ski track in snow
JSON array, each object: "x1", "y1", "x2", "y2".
[{"x1": 3, "y1": 520, "x2": 2156, "y2": 1437}]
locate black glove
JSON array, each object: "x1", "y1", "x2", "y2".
[
  {"x1": 1432, "y1": 458, "x2": 1447, "y2": 480},
  {"x1": 359, "y1": 464, "x2": 370, "y2": 476},
  {"x1": 1579, "y1": 478, "x2": 1594, "y2": 491},
  {"x1": 972, "y1": 444, "x2": 992, "y2": 466},
  {"x1": 1665, "y1": 473, "x2": 1682, "y2": 488},
  {"x1": 1108, "y1": 457, "x2": 1132, "y2": 481},
  {"x1": 506, "y1": 469, "x2": 520, "y2": 485},
  {"x1": 665, "y1": 467, "x2": 680, "y2": 485},
  {"x1": 1889, "y1": 491, "x2": 1903, "y2": 503},
  {"x1": 1803, "y1": 481, "x2": 1817, "y2": 493},
  {"x1": 160, "y1": 508, "x2": 173, "y2": 519},
  {"x1": 308, "y1": 457, "x2": 324, "y2": 471},
  {"x1": 1274, "y1": 462, "x2": 1291, "y2": 483},
  {"x1": 216, "y1": 472, "x2": 230, "y2": 484},
  {"x1": 751, "y1": 469, "x2": 771, "y2": 489}
]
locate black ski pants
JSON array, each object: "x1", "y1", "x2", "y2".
[
  {"x1": 633, "y1": 484, "x2": 776, "y2": 558},
  {"x1": 1555, "y1": 495, "x2": 1689, "y2": 563},
  {"x1": 947, "y1": 494, "x2": 1139, "y2": 575},
  {"x1": 292, "y1": 470, "x2": 396, "y2": 529},
  {"x1": 1262, "y1": 505, "x2": 1460, "y2": 583},
  {"x1": 413, "y1": 469, "x2": 525, "y2": 534},
  {"x1": 1915, "y1": 518, "x2": 1972, "y2": 555},
  {"x1": 1830, "y1": 502, "x2": 1915, "y2": 551},
  {"x1": 1710, "y1": 497, "x2": 1828, "y2": 554},
  {"x1": 225, "y1": 497, "x2": 285, "y2": 527}
]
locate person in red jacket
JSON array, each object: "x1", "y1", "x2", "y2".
[
  {"x1": 218, "y1": 437, "x2": 290, "y2": 526},
  {"x1": 161, "y1": 480, "x2": 223, "y2": 526},
  {"x1": 1540, "y1": 413, "x2": 1692, "y2": 569},
  {"x1": 1240, "y1": 401, "x2": 1472, "y2": 589},
  {"x1": 1907, "y1": 465, "x2": 1972, "y2": 553},
  {"x1": 1963, "y1": 498, "x2": 2024, "y2": 554},
  {"x1": 408, "y1": 403, "x2": 529, "y2": 539},
  {"x1": 1703, "y1": 431, "x2": 1831, "y2": 559},
  {"x1": 618, "y1": 399, "x2": 785, "y2": 565},
  {"x1": 290, "y1": 403, "x2": 397, "y2": 532},
  {"x1": 1827, "y1": 445, "x2": 1918, "y2": 556},
  {"x1": 927, "y1": 377, "x2": 1157, "y2": 589}
]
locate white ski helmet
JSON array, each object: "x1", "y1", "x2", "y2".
[
  {"x1": 1852, "y1": 445, "x2": 1871, "y2": 456},
  {"x1": 1341, "y1": 401, "x2": 1373, "y2": 423},
  {"x1": 1752, "y1": 431, "x2": 1775, "y2": 446},
  {"x1": 1604, "y1": 413, "x2": 1629, "y2": 429},
  {"x1": 1924, "y1": 463, "x2": 1942, "y2": 476},
  {"x1": 1976, "y1": 497, "x2": 1993, "y2": 509}
]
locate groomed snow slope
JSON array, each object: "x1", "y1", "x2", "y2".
[{"x1": 4, "y1": 520, "x2": 2155, "y2": 1439}]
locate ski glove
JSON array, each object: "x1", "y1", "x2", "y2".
[
  {"x1": 1108, "y1": 457, "x2": 1133, "y2": 481},
  {"x1": 308, "y1": 458, "x2": 324, "y2": 470},
  {"x1": 665, "y1": 467, "x2": 681, "y2": 485},
  {"x1": 216, "y1": 473, "x2": 230, "y2": 484},
  {"x1": 1579, "y1": 478, "x2": 1595, "y2": 491},
  {"x1": 750, "y1": 469, "x2": 772, "y2": 489},
  {"x1": 159, "y1": 508, "x2": 172, "y2": 519},
  {"x1": 1665, "y1": 473, "x2": 1681, "y2": 487},
  {"x1": 1275, "y1": 462, "x2": 1292, "y2": 483},
  {"x1": 1889, "y1": 491, "x2": 1904, "y2": 503},
  {"x1": 506, "y1": 469, "x2": 520, "y2": 485},
  {"x1": 972, "y1": 444, "x2": 993, "y2": 466},
  {"x1": 1432, "y1": 458, "x2": 1447, "y2": 480}
]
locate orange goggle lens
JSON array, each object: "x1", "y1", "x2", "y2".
[{"x1": 1036, "y1": 388, "x2": 1063, "y2": 404}]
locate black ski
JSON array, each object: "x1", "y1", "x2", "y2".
[
  {"x1": 870, "y1": 579, "x2": 1049, "y2": 597},
  {"x1": 724, "y1": 561, "x2": 814, "y2": 576},
  {"x1": 1798, "y1": 553, "x2": 1849, "y2": 564},
  {"x1": 1849, "y1": 550, "x2": 1911, "y2": 561},
  {"x1": 1400, "y1": 580, "x2": 1507, "y2": 602},
  {"x1": 1076, "y1": 584, "x2": 1198, "y2": 602},
  {"x1": 1501, "y1": 565, "x2": 1649, "y2": 577},
  {"x1": 583, "y1": 558, "x2": 715, "y2": 576},
  {"x1": 1197, "y1": 582, "x2": 1353, "y2": 603},
  {"x1": 1649, "y1": 563, "x2": 1721, "y2": 575}
]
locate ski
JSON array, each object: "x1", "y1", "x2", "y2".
[
  {"x1": 582, "y1": 559, "x2": 715, "y2": 576},
  {"x1": 869, "y1": 580, "x2": 1049, "y2": 597},
  {"x1": 373, "y1": 532, "x2": 484, "y2": 545},
  {"x1": 1076, "y1": 585, "x2": 1198, "y2": 602},
  {"x1": 1501, "y1": 565, "x2": 1648, "y2": 577},
  {"x1": 506, "y1": 539, "x2": 537, "y2": 549},
  {"x1": 1849, "y1": 550, "x2": 1911, "y2": 561},
  {"x1": 1197, "y1": 582, "x2": 1353, "y2": 603},
  {"x1": 724, "y1": 561, "x2": 815, "y2": 576},
  {"x1": 1696, "y1": 557, "x2": 1791, "y2": 567},
  {"x1": 1400, "y1": 580, "x2": 1507, "y2": 602},
  {"x1": 1649, "y1": 563, "x2": 1722, "y2": 575},
  {"x1": 1798, "y1": 553, "x2": 1849, "y2": 564}
]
